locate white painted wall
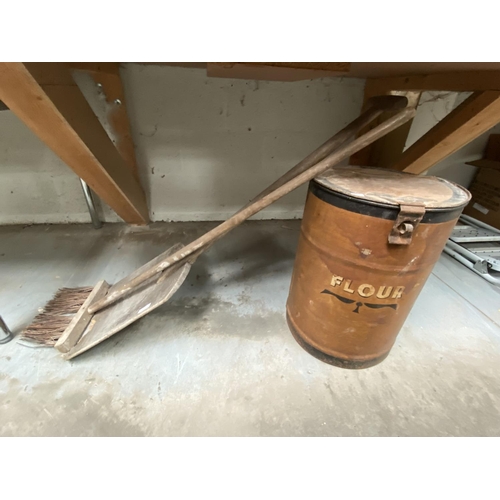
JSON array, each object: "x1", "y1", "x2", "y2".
[
  {"x1": 0, "y1": 65, "x2": 496, "y2": 225},
  {"x1": 121, "y1": 65, "x2": 365, "y2": 222}
]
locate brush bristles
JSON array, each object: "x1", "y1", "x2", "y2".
[{"x1": 21, "y1": 287, "x2": 93, "y2": 346}]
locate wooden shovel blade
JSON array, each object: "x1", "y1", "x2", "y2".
[{"x1": 60, "y1": 244, "x2": 192, "y2": 360}]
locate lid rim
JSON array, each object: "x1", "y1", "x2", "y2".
[
  {"x1": 311, "y1": 179, "x2": 470, "y2": 212},
  {"x1": 309, "y1": 180, "x2": 467, "y2": 224},
  {"x1": 314, "y1": 166, "x2": 471, "y2": 210}
]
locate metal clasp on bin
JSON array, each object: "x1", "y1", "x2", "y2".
[{"x1": 388, "y1": 204, "x2": 425, "y2": 245}]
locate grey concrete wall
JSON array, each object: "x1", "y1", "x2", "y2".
[
  {"x1": 121, "y1": 65, "x2": 365, "y2": 222},
  {"x1": 0, "y1": 65, "x2": 497, "y2": 224}
]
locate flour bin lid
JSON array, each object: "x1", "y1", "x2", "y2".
[{"x1": 314, "y1": 166, "x2": 470, "y2": 209}]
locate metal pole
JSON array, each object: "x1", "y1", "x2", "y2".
[
  {"x1": 443, "y1": 244, "x2": 500, "y2": 286},
  {"x1": 0, "y1": 315, "x2": 13, "y2": 344},
  {"x1": 460, "y1": 214, "x2": 500, "y2": 235},
  {"x1": 80, "y1": 179, "x2": 103, "y2": 229},
  {"x1": 446, "y1": 239, "x2": 483, "y2": 265}
]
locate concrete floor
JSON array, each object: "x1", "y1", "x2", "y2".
[{"x1": 0, "y1": 221, "x2": 499, "y2": 436}]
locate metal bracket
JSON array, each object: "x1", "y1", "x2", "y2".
[
  {"x1": 472, "y1": 259, "x2": 491, "y2": 274},
  {"x1": 388, "y1": 204, "x2": 425, "y2": 245}
]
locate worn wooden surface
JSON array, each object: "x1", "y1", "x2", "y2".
[
  {"x1": 54, "y1": 280, "x2": 110, "y2": 353},
  {"x1": 107, "y1": 244, "x2": 188, "y2": 296},
  {"x1": 17, "y1": 61, "x2": 139, "y2": 179},
  {"x1": 368, "y1": 71, "x2": 500, "y2": 93},
  {"x1": 66, "y1": 62, "x2": 121, "y2": 74},
  {"x1": 63, "y1": 245, "x2": 191, "y2": 360},
  {"x1": 207, "y1": 62, "x2": 350, "y2": 81},
  {"x1": 350, "y1": 79, "x2": 421, "y2": 167},
  {"x1": 390, "y1": 91, "x2": 500, "y2": 175},
  {"x1": 69, "y1": 62, "x2": 500, "y2": 77},
  {"x1": 79, "y1": 66, "x2": 139, "y2": 181},
  {"x1": 0, "y1": 62, "x2": 148, "y2": 224}
]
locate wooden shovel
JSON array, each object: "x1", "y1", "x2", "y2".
[{"x1": 56, "y1": 96, "x2": 414, "y2": 359}]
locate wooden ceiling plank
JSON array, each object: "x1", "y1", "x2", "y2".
[
  {"x1": 66, "y1": 62, "x2": 121, "y2": 74},
  {"x1": 206, "y1": 62, "x2": 350, "y2": 81},
  {"x1": 369, "y1": 71, "x2": 500, "y2": 93}
]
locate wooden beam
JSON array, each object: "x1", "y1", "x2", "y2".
[
  {"x1": 29, "y1": 62, "x2": 140, "y2": 181},
  {"x1": 64, "y1": 62, "x2": 500, "y2": 79},
  {"x1": 369, "y1": 71, "x2": 500, "y2": 93},
  {"x1": 0, "y1": 63, "x2": 148, "y2": 224},
  {"x1": 207, "y1": 62, "x2": 350, "y2": 81},
  {"x1": 350, "y1": 79, "x2": 420, "y2": 167},
  {"x1": 391, "y1": 91, "x2": 500, "y2": 175},
  {"x1": 242, "y1": 62, "x2": 351, "y2": 72},
  {"x1": 70, "y1": 65, "x2": 139, "y2": 181},
  {"x1": 66, "y1": 62, "x2": 121, "y2": 74}
]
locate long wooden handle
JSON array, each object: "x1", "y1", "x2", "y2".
[
  {"x1": 90, "y1": 98, "x2": 413, "y2": 314},
  {"x1": 240, "y1": 95, "x2": 405, "y2": 210},
  {"x1": 92, "y1": 99, "x2": 394, "y2": 313},
  {"x1": 200, "y1": 95, "x2": 403, "y2": 253}
]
